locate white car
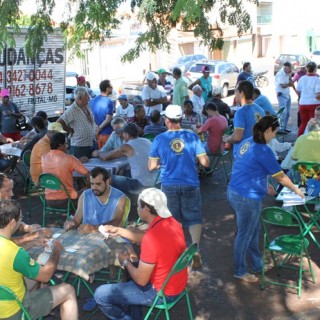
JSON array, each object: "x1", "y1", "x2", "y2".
[{"x1": 311, "y1": 50, "x2": 320, "y2": 67}]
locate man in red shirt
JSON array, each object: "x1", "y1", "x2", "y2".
[{"x1": 95, "y1": 188, "x2": 187, "y2": 319}]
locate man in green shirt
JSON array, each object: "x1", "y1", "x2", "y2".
[{"x1": 172, "y1": 67, "x2": 189, "y2": 107}]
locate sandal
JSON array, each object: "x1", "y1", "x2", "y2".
[{"x1": 83, "y1": 298, "x2": 97, "y2": 312}]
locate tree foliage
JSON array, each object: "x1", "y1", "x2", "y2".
[{"x1": 0, "y1": 0, "x2": 258, "y2": 62}]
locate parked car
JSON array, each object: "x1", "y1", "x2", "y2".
[
  {"x1": 169, "y1": 54, "x2": 207, "y2": 74},
  {"x1": 120, "y1": 73, "x2": 193, "y2": 102},
  {"x1": 273, "y1": 54, "x2": 309, "y2": 75},
  {"x1": 311, "y1": 50, "x2": 320, "y2": 67},
  {"x1": 186, "y1": 59, "x2": 240, "y2": 98}
]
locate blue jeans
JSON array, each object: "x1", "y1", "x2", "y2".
[
  {"x1": 111, "y1": 175, "x2": 146, "y2": 195},
  {"x1": 227, "y1": 188, "x2": 262, "y2": 276},
  {"x1": 161, "y1": 185, "x2": 202, "y2": 227},
  {"x1": 277, "y1": 94, "x2": 291, "y2": 130},
  {"x1": 94, "y1": 281, "x2": 178, "y2": 320}
]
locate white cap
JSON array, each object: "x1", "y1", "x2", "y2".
[
  {"x1": 161, "y1": 104, "x2": 182, "y2": 119},
  {"x1": 146, "y1": 72, "x2": 158, "y2": 81},
  {"x1": 138, "y1": 188, "x2": 172, "y2": 218}
]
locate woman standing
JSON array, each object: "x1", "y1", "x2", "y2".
[
  {"x1": 227, "y1": 116, "x2": 304, "y2": 282},
  {"x1": 296, "y1": 61, "x2": 320, "y2": 136}
]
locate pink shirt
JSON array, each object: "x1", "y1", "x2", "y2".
[{"x1": 200, "y1": 114, "x2": 228, "y2": 154}]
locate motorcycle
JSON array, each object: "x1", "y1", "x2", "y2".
[{"x1": 254, "y1": 71, "x2": 269, "y2": 88}]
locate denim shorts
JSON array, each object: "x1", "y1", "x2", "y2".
[{"x1": 161, "y1": 185, "x2": 202, "y2": 227}]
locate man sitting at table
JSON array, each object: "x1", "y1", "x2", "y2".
[
  {"x1": 41, "y1": 132, "x2": 90, "y2": 209},
  {"x1": 127, "y1": 104, "x2": 150, "y2": 136},
  {"x1": 64, "y1": 166, "x2": 127, "y2": 233},
  {"x1": 97, "y1": 123, "x2": 158, "y2": 194},
  {"x1": 92, "y1": 117, "x2": 126, "y2": 157},
  {"x1": 94, "y1": 188, "x2": 187, "y2": 319},
  {"x1": 0, "y1": 200, "x2": 78, "y2": 320},
  {"x1": 0, "y1": 172, "x2": 52, "y2": 249}
]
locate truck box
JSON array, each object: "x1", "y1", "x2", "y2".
[{"x1": 0, "y1": 28, "x2": 66, "y2": 120}]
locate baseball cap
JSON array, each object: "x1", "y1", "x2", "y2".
[
  {"x1": 1, "y1": 89, "x2": 10, "y2": 97},
  {"x1": 146, "y1": 72, "x2": 157, "y2": 81},
  {"x1": 77, "y1": 76, "x2": 86, "y2": 83},
  {"x1": 161, "y1": 104, "x2": 182, "y2": 119},
  {"x1": 138, "y1": 188, "x2": 172, "y2": 218},
  {"x1": 201, "y1": 66, "x2": 211, "y2": 73},
  {"x1": 118, "y1": 94, "x2": 128, "y2": 101},
  {"x1": 48, "y1": 122, "x2": 67, "y2": 133},
  {"x1": 157, "y1": 68, "x2": 169, "y2": 75}
]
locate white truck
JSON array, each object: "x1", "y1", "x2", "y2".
[{"x1": 0, "y1": 28, "x2": 66, "y2": 120}]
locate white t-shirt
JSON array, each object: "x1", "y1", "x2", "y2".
[
  {"x1": 115, "y1": 103, "x2": 135, "y2": 119},
  {"x1": 275, "y1": 68, "x2": 290, "y2": 99},
  {"x1": 296, "y1": 74, "x2": 320, "y2": 105},
  {"x1": 141, "y1": 85, "x2": 167, "y2": 116}
]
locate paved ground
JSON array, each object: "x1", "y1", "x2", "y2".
[{"x1": 14, "y1": 102, "x2": 320, "y2": 319}]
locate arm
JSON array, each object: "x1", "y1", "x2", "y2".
[
  {"x1": 148, "y1": 158, "x2": 160, "y2": 171},
  {"x1": 188, "y1": 79, "x2": 200, "y2": 91},
  {"x1": 274, "y1": 172, "x2": 304, "y2": 198},
  {"x1": 144, "y1": 96, "x2": 167, "y2": 107},
  {"x1": 97, "y1": 114, "x2": 113, "y2": 133},
  {"x1": 12, "y1": 228, "x2": 52, "y2": 246},
  {"x1": 197, "y1": 154, "x2": 209, "y2": 168},
  {"x1": 57, "y1": 118, "x2": 74, "y2": 136},
  {"x1": 224, "y1": 128, "x2": 244, "y2": 144},
  {"x1": 35, "y1": 241, "x2": 62, "y2": 283},
  {"x1": 98, "y1": 144, "x2": 133, "y2": 161},
  {"x1": 64, "y1": 193, "x2": 84, "y2": 230},
  {"x1": 102, "y1": 225, "x2": 146, "y2": 243}
]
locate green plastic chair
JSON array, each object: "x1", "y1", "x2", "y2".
[
  {"x1": 0, "y1": 285, "x2": 32, "y2": 320},
  {"x1": 38, "y1": 173, "x2": 76, "y2": 227},
  {"x1": 144, "y1": 243, "x2": 197, "y2": 320},
  {"x1": 261, "y1": 207, "x2": 315, "y2": 298},
  {"x1": 143, "y1": 133, "x2": 156, "y2": 142},
  {"x1": 206, "y1": 150, "x2": 233, "y2": 181}
]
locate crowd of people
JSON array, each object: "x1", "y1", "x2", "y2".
[{"x1": 0, "y1": 59, "x2": 320, "y2": 318}]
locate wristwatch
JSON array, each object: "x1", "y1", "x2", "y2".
[
  {"x1": 150, "y1": 99, "x2": 154, "y2": 102},
  {"x1": 121, "y1": 259, "x2": 129, "y2": 268}
]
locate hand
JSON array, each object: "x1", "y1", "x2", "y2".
[
  {"x1": 77, "y1": 224, "x2": 97, "y2": 234},
  {"x1": 222, "y1": 134, "x2": 229, "y2": 143},
  {"x1": 295, "y1": 188, "x2": 305, "y2": 199},
  {"x1": 68, "y1": 128, "x2": 75, "y2": 137},
  {"x1": 118, "y1": 249, "x2": 131, "y2": 265},
  {"x1": 267, "y1": 184, "x2": 277, "y2": 196},
  {"x1": 103, "y1": 225, "x2": 121, "y2": 236},
  {"x1": 36, "y1": 228, "x2": 52, "y2": 238},
  {"x1": 125, "y1": 244, "x2": 139, "y2": 262},
  {"x1": 32, "y1": 238, "x2": 49, "y2": 248},
  {"x1": 64, "y1": 220, "x2": 77, "y2": 231},
  {"x1": 79, "y1": 156, "x2": 89, "y2": 163},
  {"x1": 53, "y1": 240, "x2": 63, "y2": 252},
  {"x1": 92, "y1": 150, "x2": 99, "y2": 158},
  {"x1": 27, "y1": 224, "x2": 42, "y2": 233},
  {"x1": 6, "y1": 137, "x2": 14, "y2": 144}
]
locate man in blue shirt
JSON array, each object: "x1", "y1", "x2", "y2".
[
  {"x1": 237, "y1": 62, "x2": 255, "y2": 85},
  {"x1": 90, "y1": 80, "x2": 114, "y2": 149},
  {"x1": 149, "y1": 104, "x2": 209, "y2": 269},
  {"x1": 253, "y1": 88, "x2": 276, "y2": 116}
]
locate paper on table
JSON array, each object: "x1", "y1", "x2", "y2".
[{"x1": 282, "y1": 192, "x2": 305, "y2": 206}]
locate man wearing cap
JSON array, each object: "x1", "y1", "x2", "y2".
[
  {"x1": 115, "y1": 94, "x2": 135, "y2": 120},
  {"x1": 157, "y1": 68, "x2": 173, "y2": 109},
  {"x1": 95, "y1": 188, "x2": 187, "y2": 319},
  {"x1": 188, "y1": 66, "x2": 212, "y2": 103},
  {"x1": 0, "y1": 89, "x2": 23, "y2": 141},
  {"x1": 149, "y1": 104, "x2": 209, "y2": 269},
  {"x1": 172, "y1": 67, "x2": 189, "y2": 107},
  {"x1": 90, "y1": 80, "x2": 114, "y2": 149},
  {"x1": 141, "y1": 71, "x2": 167, "y2": 116},
  {"x1": 30, "y1": 122, "x2": 67, "y2": 185},
  {"x1": 98, "y1": 123, "x2": 158, "y2": 194},
  {"x1": 76, "y1": 75, "x2": 96, "y2": 99}
]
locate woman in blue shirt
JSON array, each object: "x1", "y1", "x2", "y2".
[{"x1": 227, "y1": 116, "x2": 304, "y2": 282}]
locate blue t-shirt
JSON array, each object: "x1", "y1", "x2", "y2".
[
  {"x1": 254, "y1": 95, "x2": 276, "y2": 116},
  {"x1": 229, "y1": 137, "x2": 282, "y2": 200},
  {"x1": 149, "y1": 130, "x2": 206, "y2": 187},
  {"x1": 90, "y1": 95, "x2": 114, "y2": 135},
  {"x1": 237, "y1": 72, "x2": 255, "y2": 85},
  {"x1": 233, "y1": 103, "x2": 265, "y2": 156}
]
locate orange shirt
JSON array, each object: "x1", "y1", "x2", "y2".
[
  {"x1": 30, "y1": 135, "x2": 51, "y2": 185},
  {"x1": 41, "y1": 150, "x2": 89, "y2": 200}
]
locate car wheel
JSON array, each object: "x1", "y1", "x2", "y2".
[{"x1": 221, "y1": 84, "x2": 228, "y2": 98}]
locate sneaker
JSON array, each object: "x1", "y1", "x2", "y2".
[
  {"x1": 83, "y1": 298, "x2": 97, "y2": 312},
  {"x1": 234, "y1": 273, "x2": 258, "y2": 283},
  {"x1": 191, "y1": 252, "x2": 202, "y2": 270}
]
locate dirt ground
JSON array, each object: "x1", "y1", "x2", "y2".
[{"x1": 14, "y1": 103, "x2": 320, "y2": 320}]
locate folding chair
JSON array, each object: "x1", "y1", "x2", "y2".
[
  {"x1": 38, "y1": 173, "x2": 76, "y2": 227},
  {"x1": 261, "y1": 207, "x2": 315, "y2": 298},
  {"x1": 143, "y1": 133, "x2": 156, "y2": 142},
  {"x1": 206, "y1": 151, "x2": 233, "y2": 181},
  {"x1": 0, "y1": 285, "x2": 32, "y2": 320},
  {"x1": 144, "y1": 243, "x2": 197, "y2": 320}
]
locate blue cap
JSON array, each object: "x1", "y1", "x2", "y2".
[{"x1": 118, "y1": 94, "x2": 128, "y2": 100}]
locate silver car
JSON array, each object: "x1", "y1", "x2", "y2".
[{"x1": 186, "y1": 60, "x2": 240, "y2": 98}]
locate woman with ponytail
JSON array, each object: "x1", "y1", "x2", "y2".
[{"x1": 227, "y1": 115, "x2": 304, "y2": 282}]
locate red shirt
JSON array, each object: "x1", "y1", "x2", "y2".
[{"x1": 140, "y1": 216, "x2": 187, "y2": 295}]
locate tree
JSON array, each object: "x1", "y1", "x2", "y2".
[{"x1": 0, "y1": 0, "x2": 258, "y2": 62}]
